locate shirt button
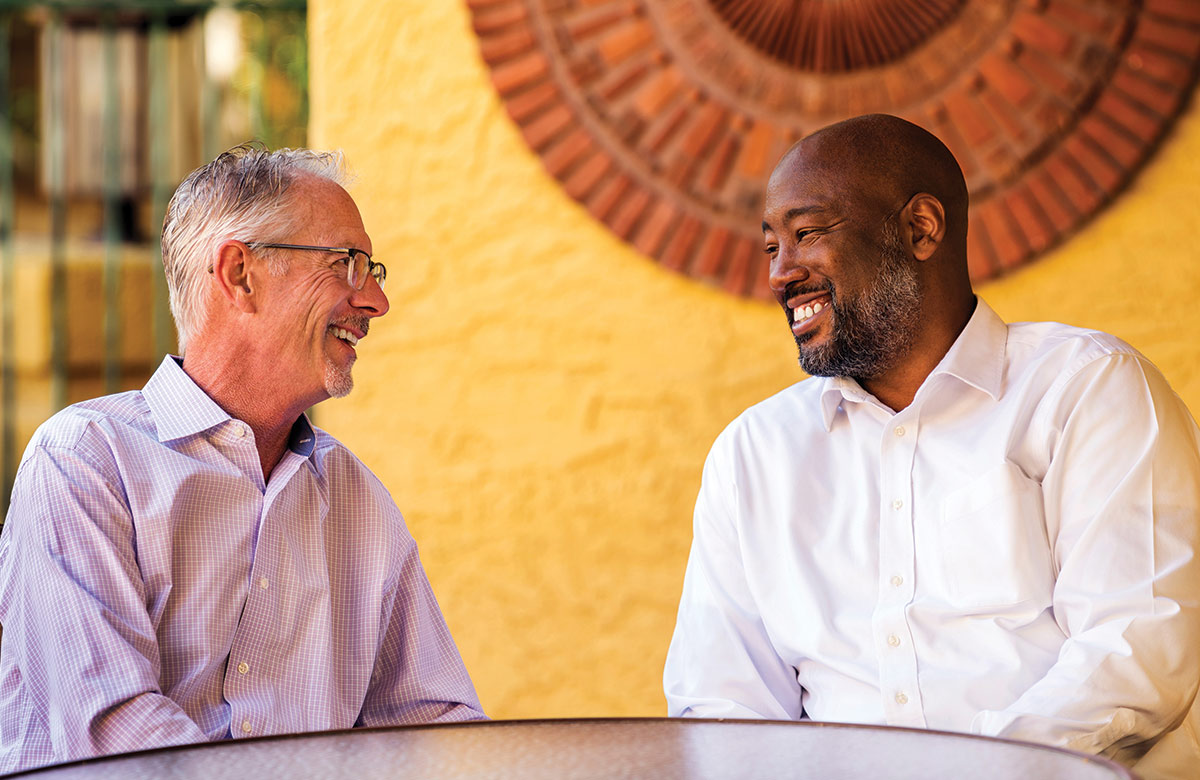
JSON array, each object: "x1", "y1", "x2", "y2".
[
  {"x1": 890, "y1": 575, "x2": 903, "y2": 587},
  {"x1": 892, "y1": 499, "x2": 903, "y2": 510},
  {"x1": 258, "y1": 577, "x2": 269, "y2": 590},
  {"x1": 237, "y1": 661, "x2": 250, "y2": 674},
  {"x1": 241, "y1": 720, "x2": 253, "y2": 734},
  {"x1": 234, "y1": 424, "x2": 246, "y2": 438},
  {"x1": 894, "y1": 425, "x2": 905, "y2": 436},
  {"x1": 895, "y1": 692, "x2": 909, "y2": 705},
  {"x1": 887, "y1": 634, "x2": 900, "y2": 647}
]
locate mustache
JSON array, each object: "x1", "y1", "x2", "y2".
[
  {"x1": 784, "y1": 278, "x2": 835, "y2": 301},
  {"x1": 331, "y1": 315, "x2": 370, "y2": 336}
]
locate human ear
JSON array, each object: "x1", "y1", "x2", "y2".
[
  {"x1": 211, "y1": 240, "x2": 257, "y2": 313},
  {"x1": 903, "y1": 193, "x2": 946, "y2": 261}
]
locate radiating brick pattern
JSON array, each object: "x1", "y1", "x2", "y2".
[{"x1": 469, "y1": 0, "x2": 1200, "y2": 297}]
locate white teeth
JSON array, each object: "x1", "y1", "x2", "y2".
[
  {"x1": 813, "y1": 302, "x2": 823, "y2": 313},
  {"x1": 331, "y1": 327, "x2": 359, "y2": 346},
  {"x1": 804, "y1": 305, "x2": 814, "y2": 319}
]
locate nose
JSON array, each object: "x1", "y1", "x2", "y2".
[
  {"x1": 767, "y1": 245, "x2": 810, "y2": 297},
  {"x1": 351, "y1": 274, "x2": 390, "y2": 317}
]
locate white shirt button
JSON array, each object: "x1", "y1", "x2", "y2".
[
  {"x1": 892, "y1": 499, "x2": 903, "y2": 510},
  {"x1": 887, "y1": 634, "x2": 900, "y2": 647},
  {"x1": 237, "y1": 661, "x2": 250, "y2": 674},
  {"x1": 895, "y1": 692, "x2": 909, "y2": 705},
  {"x1": 258, "y1": 577, "x2": 269, "y2": 590},
  {"x1": 234, "y1": 424, "x2": 246, "y2": 438},
  {"x1": 890, "y1": 575, "x2": 903, "y2": 587},
  {"x1": 894, "y1": 426, "x2": 906, "y2": 436},
  {"x1": 241, "y1": 719, "x2": 253, "y2": 734}
]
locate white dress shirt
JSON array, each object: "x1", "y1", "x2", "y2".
[
  {"x1": 0, "y1": 356, "x2": 484, "y2": 773},
  {"x1": 664, "y1": 299, "x2": 1200, "y2": 780}
]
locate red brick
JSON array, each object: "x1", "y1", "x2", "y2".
[
  {"x1": 633, "y1": 199, "x2": 679, "y2": 257},
  {"x1": 521, "y1": 104, "x2": 573, "y2": 149},
  {"x1": 721, "y1": 237, "x2": 755, "y2": 296},
  {"x1": 491, "y1": 51, "x2": 549, "y2": 94},
  {"x1": 977, "y1": 201, "x2": 1029, "y2": 271},
  {"x1": 505, "y1": 81, "x2": 559, "y2": 123},
  {"x1": 702, "y1": 133, "x2": 739, "y2": 193},
  {"x1": 633, "y1": 65, "x2": 684, "y2": 117},
  {"x1": 1043, "y1": 152, "x2": 1102, "y2": 216},
  {"x1": 472, "y1": 2, "x2": 528, "y2": 35},
  {"x1": 1044, "y1": 0, "x2": 1119, "y2": 38},
  {"x1": 1026, "y1": 169, "x2": 1079, "y2": 233},
  {"x1": 681, "y1": 102, "x2": 727, "y2": 159},
  {"x1": 1095, "y1": 89, "x2": 1162, "y2": 141},
  {"x1": 644, "y1": 104, "x2": 690, "y2": 155},
  {"x1": 1063, "y1": 133, "x2": 1122, "y2": 195},
  {"x1": 692, "y1": 227, "x2": 729, "y2": 279},
  {"x1": 563, "y1": 3, "x2": 633, "y2": 41},
  {"x1": 1017, "y1": 47, "x2": 1078, "y2": 101},
  {"x1": 1125, "y1": 42, "x2": 1194, "y2": 88},
  {"x1": 479, "y1": 25, "x2": 536, "y2": 63},
  {"x1": 585, "y1": 173, "x2": 630, "y2": 222},
  {"x1": 979, "y1": 88, "x2": 1028, "y2": 145},
  {"x1": 599, "y1": 18, "x2": 654, "y2": 66},
  {"x1": 944, "y1": 92, "x2": 994, "y2": 147},
  {"x1": 737, "y1": 120, "x2": 776, "y2": 179},
  {"x1": 1146, "y1": 0, "x2": 1200, "y2": 23},
  {"x1": 661, "y1": 216, "x2": 702, "y2": 272},
  {"x1": 1112, "y1": 66, "x2": 1182, "y2": 117},
  {"x1": 1135, "y1": 15, "x2": 1200, "y2": 58},
  {"x1": 966, "y1": 213, "x2": 999, "y2": 282},
  {"x1": 979, "y1": 52, "x2": 1036, "y2": 107},
  {"x1": 600, "y1": 61, "x2": 651, "y2": 102},
  {"x1": 982, "y1": 146, "x2": 1020, "y2": 186},
  {"x1": 567, "y1": 57, "x2": 603, "y2": 89},
  {"x1": 542, "y1": 128, "x2": 594, "y2": 177},
  {"x1": 1004, "y1": 187, "x2": 1054, "y2": 253},
  {"x1": 563, "y1": 151, "x2": 612, "y2": 200},
  {"x1": 610, "y1": 189, "x2": 652, "y2": 240},
  {"x1": 1012, "y1": 10, "x2": 1075, "y2": 57},
  {"x1": 1078, "y1": 115, "x2": 1144, "y2": 170}
]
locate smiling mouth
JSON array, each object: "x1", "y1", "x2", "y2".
[
  {"x1": 329, "y1": 326, "x2": 359, "y2": 346},
  {"x1": 787, "y1": 290, "x2": 833, "y2": 334}
]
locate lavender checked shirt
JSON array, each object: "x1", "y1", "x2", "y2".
[{"x1": 0, "y1": 356, "x2": 485, "y2": 773}]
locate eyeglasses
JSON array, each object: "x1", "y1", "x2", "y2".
[{"x1": 245, "y1": 242, "x2": 387, "y2": 291}]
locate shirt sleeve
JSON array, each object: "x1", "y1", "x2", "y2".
[
  {"x1": 356, "y1": 530, "x2": 486, "y2": 727},
  {"x1": 970, "y1": 352, "x2": 1200, "y2": 765},
  {"x1": 664, "y1": 432, "x2": 805, "y2": 720},
  {"x1": 0, "y1": 436, "x2": 209, "y2": 771}
]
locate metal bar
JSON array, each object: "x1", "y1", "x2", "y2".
[
  {"x1": 102, "y1": 11, "x2": 122, "y2": 393},
  {"x1": 148, "y1": 12, "x2": 174, "y2": 360},
  {"x1": 0, "y1": 13, "x2": 16, "y2": 517},
  {"x1": 47, "y1": 10, "x2": 67, "y2": 412}
]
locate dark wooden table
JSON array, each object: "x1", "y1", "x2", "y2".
[{"x1": 11, "y1": 718, "x2": 1138, "y2": 779}]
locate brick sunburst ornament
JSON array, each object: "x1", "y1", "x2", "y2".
[{"x1": 469, "y1": 0, "x2": 1200, "y2": 297}]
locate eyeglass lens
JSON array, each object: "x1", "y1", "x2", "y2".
[{"x1": 348, "y1": 251, "x2": 386, "y2": 291}]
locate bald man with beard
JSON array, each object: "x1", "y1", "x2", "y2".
[{"x1": 664, "y1": 114, "x2": 1200, "y2": 779}]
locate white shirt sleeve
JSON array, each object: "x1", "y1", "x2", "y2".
[
  {"x1": 664, "y1": 431, "x2": 806, "y2": 720},
  {"x1": 970, "y1": 352, "x2": 1200, "y2": 764}
]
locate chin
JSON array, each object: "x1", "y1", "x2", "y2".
[{"x1": 323, "y1": 362, "x2": 355, "y2": 399}]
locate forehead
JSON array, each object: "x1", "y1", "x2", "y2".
[
  {"x1": 290, "y1": 175, "x2": 370, "y2": 248},
  {"x1": 764, "y1": 147, "x2": 893, "y2": 230}
]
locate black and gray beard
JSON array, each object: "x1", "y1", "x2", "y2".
[{"x1": 794, "y1": 220, "x2": 922, "y2": 380}]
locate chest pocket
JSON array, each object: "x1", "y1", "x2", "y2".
[{"x1": 935, "y1": 462, "x2": 1056, "y2": 610}]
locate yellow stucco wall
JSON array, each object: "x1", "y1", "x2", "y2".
[{"x1": 309, "y1": 1, "x2": 1200, "y2": 719}]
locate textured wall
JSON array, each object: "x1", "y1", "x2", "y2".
[{"x1": 309, "y1": 0, "x2": 1200, "y2": 719}]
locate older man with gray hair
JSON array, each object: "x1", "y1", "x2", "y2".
[{"x1": 0, "y1": 146, "x2": 485, "y2": 773}]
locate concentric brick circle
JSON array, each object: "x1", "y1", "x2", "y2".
[{"x1": 469, "y1": 0, "x2": 1200, "y2": 298}]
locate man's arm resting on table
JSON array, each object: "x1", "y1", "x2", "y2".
[
  {"x1": 0, "y1": 438, "x2": 207, "y2": 770},
  {"x1": 664, "y1": 435, "x2": 804, "y2": 721},
  {"x1": 970, "y1": 353, "x2": 1200, "y2": 763},
  {"x1": 356, "y1": 525, "x2": 486, "y2": 727}
]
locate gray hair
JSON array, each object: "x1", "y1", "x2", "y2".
[{"x1": 160, "y1": 144, "x2": 349, "y2": 353}]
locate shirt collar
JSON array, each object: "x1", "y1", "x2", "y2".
[
  {"x1": 817, "y1": 297, "x2": 1007, "y2": 431},
  {"x1": 143, "y1": 355, "x2": 318, "y2": 458}
]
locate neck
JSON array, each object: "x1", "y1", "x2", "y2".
[
  {"x1": 859, "y1": 294, "x2": 977, "y2": 412},
  {"x1": 180, "y1": 341, "x2": 317, "y2": 481}
]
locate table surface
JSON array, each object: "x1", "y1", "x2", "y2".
[{"x1": 13, "y1": 718, "x2": 1138, "y2": 780}]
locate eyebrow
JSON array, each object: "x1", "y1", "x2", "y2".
[{"x1": 762, "y1": 205, "x2": 829, "y2": 232}]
